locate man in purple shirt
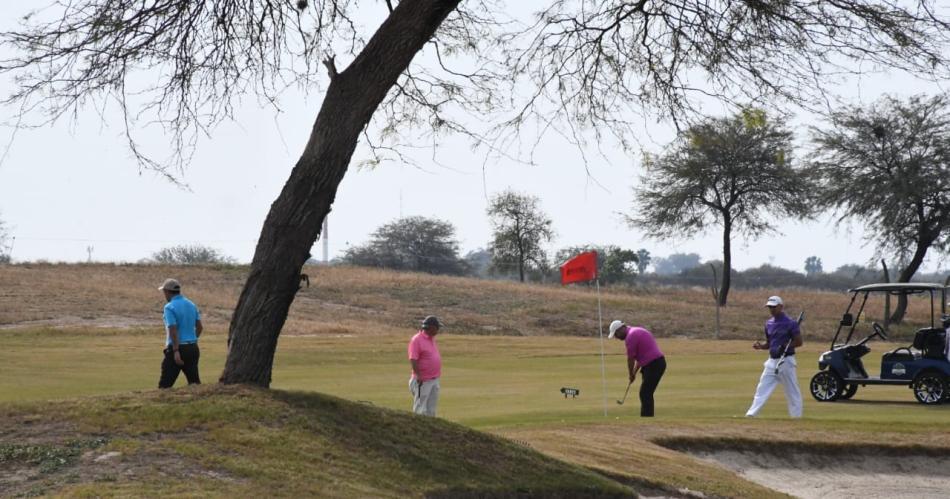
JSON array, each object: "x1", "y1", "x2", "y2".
[
  {"x1": 609, "y1": 320, "x2": 667, "y2": 417},
  {"x1": 745, "y1": 295, "x2": 803, "y2": 418}
]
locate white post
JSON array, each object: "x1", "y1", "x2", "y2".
[
  {"x1": 597, "y1": 279, "x2": 607, "y2": 417},
  {"x1": 321, "y1": 217, "x2": 329, "y2": 264}
]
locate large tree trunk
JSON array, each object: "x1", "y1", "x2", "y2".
[
  {"x1": 718, "y1": 216, "x2": 732, "y2": 306},
  {"x1": 889, "y1": 234, "x2": 936, "y2": 324},
  {"x1": 220, "y1": 0, "x2": 461, "y2": 386}
]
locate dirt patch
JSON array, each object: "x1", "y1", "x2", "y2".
[
  {"x1": 0, "y1": 429, "x2": 241, "y2": 496},
  {"x1": 0, "y1": 416, "x2": 81, "y2": 444},
  {"x1": 690, "y1": 449, "x2": 950, "y2": 498}
]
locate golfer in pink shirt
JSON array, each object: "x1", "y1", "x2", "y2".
[
  {"x1": 408, "y1": 315, "x2": 443, "y2": 416},
  {"x1": 609, "y1": 320, "x2": 667, "y2": 417}
]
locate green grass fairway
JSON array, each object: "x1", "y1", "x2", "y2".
[
  {"x1": 3, "y1": 327, "x2": 946, "y2": 430},
  {"x1": 3, "y1": 265, "x2": 948, "y2": 497},
  {"x1": 3, "y1": 327, "x2": 950, "y2": 497}
]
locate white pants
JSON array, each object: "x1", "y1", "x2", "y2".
[
  {"x1": 409, "y1": 377, "x2": 440, "y2": 417},
  {"x1": 746, "y1": 356, "x2": 803, "y2": 418}
]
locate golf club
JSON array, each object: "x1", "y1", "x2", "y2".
[
  {"x1": 775, "y1": 310, "x2": 805, "y2": 374},
  {"x1": 616, "y1": 380, "x2": 634, "y2": 405}
]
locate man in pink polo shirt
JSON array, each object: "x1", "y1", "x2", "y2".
[
  {"x1": 609, "y1": 319, "x2": 667, "y2": 417},
  {"x1": 408, "y1": 315, "x2": 443, "y2": 416}
]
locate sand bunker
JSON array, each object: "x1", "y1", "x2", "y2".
[{"x1": 692, "y1": 449, "x2": 950, "y2": 498}]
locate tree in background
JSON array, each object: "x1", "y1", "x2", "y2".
[
  {"x1": 832, "y1": 264, "x2": 879, "y2": 281},
  {"x1": 555, "y1": 245, "x2": 639, "y2": 285},
  {"x1": 812, "y1": 94, "x2": 950, "y2": 322},
  {"x1": 488, "y1": 191, "x2": 554, "y2": 283},
  {"x1": 341, "y1": 216, "x2": 467, "y2": 276},
  {"x1": 463, "y1": 248, "x2": 492, "y2": 278},
  {"x1": 630, "y1": 109, "x2": 817, "y2": 306},
  {"x1": 652, "y1": 253, "x2": 702, "y2": 276},
  {"x1": 602, "y1": 249, "x2": 639, "y2": 286},
  {"x1": 150, "y1": 245, "x2": 235, "y2": 265},
  {"x1": 0, "y1": 214, "x2": 11, "y2": 264},
  {"x1": 4, "y1": 2, "x2": 949, "y2": 385},
  {"x1": 635, "y1": 249, "x2": 652, "y2": 275},
  {"x1": 678, "y1": 259, "x2": 736, "y2": 287},
  {"x1": 740, "y1": 264, "x2": 807, "y2": 288},
  {"x1": 804, "y1": 256, "x2": 824, "y2": 277}
]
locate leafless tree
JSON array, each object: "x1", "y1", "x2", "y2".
[{"x1": 3, "y1": 1, "x2": 950, "y2": 386}]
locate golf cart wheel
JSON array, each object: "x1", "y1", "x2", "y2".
[
  {"x1": 810, "y1": 371, "x2": 843, "y2": 402},
  {"x1": 839, "y1": 383, "x2": 858, "y2": 400},
  {"x1": 912, "y1": 371, "x2": 947, "y2": 405}
]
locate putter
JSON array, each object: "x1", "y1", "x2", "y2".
[
  {"x1": 616, "y1": 380, "x2": 634, "y2": 405},
  {"x1": 775, "y1": 311, "x2": 805, "y2": 374}
]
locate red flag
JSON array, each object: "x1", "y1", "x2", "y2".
[{"x1": 560, "y1": 251, "x2": 598, "y2": 285}]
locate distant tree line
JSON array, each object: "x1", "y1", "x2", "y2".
[
  {"x1": 341, "y1": 95, "x2": 950, "y2": 315},
  {"x1": 646, "y1": 259, "x2": 948, "y2": 292},
  {"x1": 333, "y1": 206, "x2": 948, "y2": 294},
  {"x1": 7, "y1": 97, "x2": 950, "y2": 312}
]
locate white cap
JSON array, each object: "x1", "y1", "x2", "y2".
[
  {"x1": 765, "y1": 296, "x2": 783, "y2": 307},
  {"x1": 608, "y1": 320, "x2": 624, "y2": 338}
]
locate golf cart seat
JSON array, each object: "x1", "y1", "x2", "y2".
[
  {"x1": 882, "y1": 347, "x2": 919, "y2": 363},
  {"x1": 912, "y1": 328, "x2": 947, "y2": 360}
]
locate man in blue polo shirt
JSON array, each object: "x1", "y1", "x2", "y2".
[
  {"x1": 745, "y1": 295, "x2": 803, "y2": 418},
  {"x1": 158, "y1": 278, "x2": 203, "y2": 388}
]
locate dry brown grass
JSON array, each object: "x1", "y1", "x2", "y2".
[
  {"x1": 0, "y1": 263, "x2": 941, "y2": 341},
  {"x1": 499, "y1": 416, "x2": 950, "y2": 499},
  {"x1": 0, "y1": 263, "x2": 243, "y2": 328},
  {"x1": 499, "y1": 425, "x2": 791, "y2": 498}
]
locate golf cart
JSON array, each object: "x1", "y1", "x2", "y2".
[{"x1": 810, "y1": 283, "x2": 950, "y2": 405}]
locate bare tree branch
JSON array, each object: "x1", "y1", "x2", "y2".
[
  {"x1": 492, "y1": 1, "x2": 950, "y2": 163},
  {"x1": 0, "y1": 0, "x2": 362, "y2": 175}
]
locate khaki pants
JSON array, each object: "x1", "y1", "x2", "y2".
[{"x1": 409, "y1": 377, "x2": 440, "y2": 417}]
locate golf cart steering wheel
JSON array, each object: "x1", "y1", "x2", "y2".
[{"x1": 872, "y1": 322, "x2": 888, "y2": 341}]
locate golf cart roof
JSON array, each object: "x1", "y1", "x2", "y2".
[{"x1": 849, "y1": 283, "x2": 948, "y2": 293}]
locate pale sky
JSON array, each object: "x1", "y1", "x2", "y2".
[{"x1": 0, "y1": 3, "x2": 947, "y2": 274}]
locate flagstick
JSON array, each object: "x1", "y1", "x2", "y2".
[{"x1": 596, "y1": 279, "x2": 607, "y2": 417}]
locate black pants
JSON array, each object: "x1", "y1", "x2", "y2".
[
  {"x1": 639, "y1": 356, "x2": 666, "y2": 417},
  {"x1": 159, "y1": 343, "x2": 201, "y2": 388}
]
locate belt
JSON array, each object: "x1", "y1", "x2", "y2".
[
  {"x1": 167, "y1": 342, "x2": 197, "y2": 347},
  {"x1": 770, "y1": 353, "x2": 794, "y2": 359}
]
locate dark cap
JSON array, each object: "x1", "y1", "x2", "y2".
[{"x1": 421, "y1": 315, "x2": 443, "y2": 328}]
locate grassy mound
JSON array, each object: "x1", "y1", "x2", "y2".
[{"x1": 0, "y1": 385, "x2": 633, "y2": 498}]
